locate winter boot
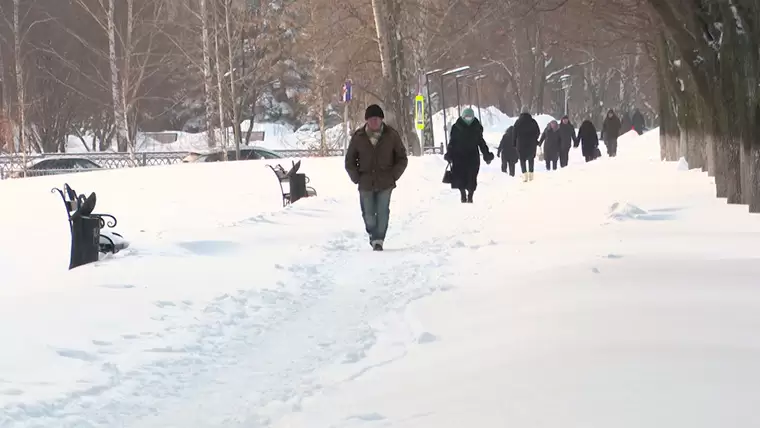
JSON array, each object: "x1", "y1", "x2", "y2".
[
  {"x1": 522, "y1": 173, "x2": 529, "y2": 182},
  {"x1": 460, "y1": 189, "x2": 467, "y2": 203},
  {"x1": 466, "y1": 191, "x2": 474, "y2": 203},
  {"x1": 528, "y1": 172, "x2": 535, "y2": 181}
]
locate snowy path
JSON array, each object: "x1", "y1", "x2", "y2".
[
  {"x1": 0, "y1": 159, "x2": 477, "y2": 428},
  {"x1": 126, "y1": 181, "x2": 459, "y2": 427}
]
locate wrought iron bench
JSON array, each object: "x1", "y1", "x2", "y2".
[
  {"x1": 51, "y1": 183, "x2": 129, "y2": 269},
  {"x1": 267, "y1": 160, "x2": 317, "y2": 207}
]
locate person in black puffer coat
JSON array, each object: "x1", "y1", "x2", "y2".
[
  {"x1": 601, "y1": 109, "x2": 622, "y2": 157},
  {"x1": 576, "y1": 119, "x2": 599, "y2": 162},
  {"x1": 497, "y1": 125, "x2": 518, "y2": 176},
  {"x1": 444, "y1": 107, "x2": 494, "y2": 203},
  {"x1": 558, "y1": 115, "x2": 577, "y2": 168},
  {"x1": 632, "y1": 108, "x2": 645, "y2": 135},
  {"x1": 512, "y1": 110, "x2": 540, "y2": 182},
  {"x1": 538, "y1": 120, "x2": 561, "y2": 171}
]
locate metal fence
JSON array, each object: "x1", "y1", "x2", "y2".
[{"x1": 0, "y1": 146, "x2": 443, "y2": 180}]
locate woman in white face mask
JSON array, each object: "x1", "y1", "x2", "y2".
[{"x1": 443, "y1": 107, "x2": 494, "y2": 203}]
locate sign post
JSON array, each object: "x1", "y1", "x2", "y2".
[
  {"x1": 415, "y1": 94, "x2": 424, "y2": 152},
  {"x1": 342, "y1": 80, "x2": 352, "y2": 154},
  {"x1": 415, "y1": 95, "x2": 425, "y2": 130}
]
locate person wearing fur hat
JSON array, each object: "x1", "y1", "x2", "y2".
[
  {"x1": 345, "y1": 104, "x2": 408, "y2": 251},
  {"x1": 558, "y1": 115, "x2": 578, "y2": 168},
  {"x1": 444, "y1": 107, "x2": 494, "y2": 203}
]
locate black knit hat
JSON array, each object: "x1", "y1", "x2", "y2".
[{"x1": 365, "y1": 104, "x2": 384, "y2": 120}]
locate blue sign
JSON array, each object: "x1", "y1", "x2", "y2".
[{"x1": 342, "y1": 80, "x2": 352, "y2": 103}]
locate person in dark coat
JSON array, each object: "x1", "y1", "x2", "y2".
[
  {"x1": 601, "y1": 109, "x2": 622, "y2": 157},
  {"x1": 444, "y1": 107, "x2": 494, "y2": 203},
  {"x1": 512, "y1": 110, "x2": 540, "y2": 182},
  {"x1": 538, "y1": 120, "x2": 561, "y2": 171},
  {"x1": 631, "y1": 109, "x2": 645, "y2": 135},
  {"x1": 576, "y1": 119, "x2": 599, "y2": 162},
  {"x1": 345, "y1": 104, "x2": 408, "y2": 251},
  {"x1": 558, "y1": 115, "x2": 577, "y2": 168},
  {"x1": 620, "y1": 111, "x2": 632, "y2": 136},
  {"x1": 497, "y1": 125, "x2": 518, "y2": 177}
]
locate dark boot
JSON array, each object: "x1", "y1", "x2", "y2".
[
  {"x1": 466, "y1": 190, "x2": 474, "y2": 203},
  {"x1": 459, "y1": 189, "x2": 467, "y2": 203}
]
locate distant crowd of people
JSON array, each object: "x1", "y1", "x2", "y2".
[
  {"x1": 343, "y1": 103, "x2": 647, "y2": 250},
  {"x1": 443, "y1": 106, "x2": 646, "y2": 201}
]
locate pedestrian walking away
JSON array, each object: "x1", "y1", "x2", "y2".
[
  {"x1": 539, "y1": 120, "x2": 561, "y2": 171},
  {"x1": 512, "y1": 109, "x2": 541, "y2": 182},
  {"x1": 344, "y1": 104, "x2": 408, "y2": 251},
  {"x1": 601, "y1": 109, "x2": 622, "y2": 157},
  {"x1": 444, "y1": 107, "x2": 494, "y2": 203},
  {"x1": 497, "y1": 125, "x2": 518, "y2": 177},
  {"x1": 576, "y1": 119, "x2": 599, "y2": 162},
  {"x1": 632, "y1": 108, "x2": 646, "y2": 135},
  {"x1": 558, "y1": 115, "x2": 577, "y2": 168}
]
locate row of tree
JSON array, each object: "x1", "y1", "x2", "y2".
[
  {"x1": 644, "y1": 0, "x2": 760, "y2": 212},
  {"x1": 0, "y1": 0, "x2": 658, "y2": 157}
]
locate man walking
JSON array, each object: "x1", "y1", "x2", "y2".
[{"x1": 345, "y1": 104, "x2": 408, "y2": 251}]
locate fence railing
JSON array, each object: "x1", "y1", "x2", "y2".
[{"x1": 0, "y1": 145, "x2": 444, "y2": 180}]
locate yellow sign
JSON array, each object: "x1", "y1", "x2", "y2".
[{"x1": 415, "y1": 95, "x2": 425, "y2": 130}]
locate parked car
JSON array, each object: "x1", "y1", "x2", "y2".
[
  {"x1": 182, "y1": 146, "x2": 283, "y2": 163},
  {"x1": 9, "y1": 157, "x2": 103, "y2": 178}
]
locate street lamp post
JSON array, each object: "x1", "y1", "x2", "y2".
[
  {"x1": 474, "y1": 74, "x2": 487, "y2": 119},
  {"x1": 424, "y1": 68, "x2": 443, "y2": 149},
  {"x1": 455, "y1": 71, "x2": 485, "y2": 118},
  {"x1": 560, "y1": 74, "x2": 571, "y2": 116},
  {"x1": 440, "y1": 66, "x2": 470, "y2": 146}
]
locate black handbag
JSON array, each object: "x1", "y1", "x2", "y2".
[{"x1": 442, "y1": 163, "x2": 452, "y2": 184}]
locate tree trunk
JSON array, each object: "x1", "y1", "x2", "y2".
[
  {"x1": 108, "y1": 0, "x2": 129, "y2": 154},
  {"x1": 200, "y1": 0, "x2": 216, "y2": 147},
  {"x1": 213, "y1": 2, "x2": 227, "y2": 158},
  {"x1": 13, "y1": 0, "x2": 25, "y2": 171},
  {"x1": 370, "y1": 0, "x2": 419, "y2": 155},
  {"x1": 121, "y1": 0, "x2": 135, "y2": 159},
  {"x1": 225, "y1": 0, "x2": 241, "y2": 158},
  {"x1": 318, "y1": 88, "x2": 326, "y2": 155}
]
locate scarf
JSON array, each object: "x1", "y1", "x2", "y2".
[{"x1": 366, "y1": 123, "x2": 384, "y2": 146}]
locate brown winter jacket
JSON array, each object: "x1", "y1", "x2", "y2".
[{"x1": 345, "y1": 123, "x2": 409, "y2": 191}]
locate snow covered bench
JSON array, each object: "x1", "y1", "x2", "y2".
[
  {"x1": 51, "y1": 183, "x2": 130, "y2": 269},
  {"x1": 267, "y1": 160, "x2": 317, "y2": 207}
]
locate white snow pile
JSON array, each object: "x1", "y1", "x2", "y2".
[
  {"x1": 3, "y1": 126, "x2": 760, "y2": 428},
  {"x1": 607, "y1": 201, "x2": 649, "y2": 221},
  {"x1": 64, "y1": 120, "x2": 347, "y2": 154},
  {"x1": 677, "y1": 157, "x2": 690, "y2": 170}
]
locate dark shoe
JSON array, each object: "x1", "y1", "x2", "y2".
[
  {"x1": 466, "y1": 192, "x2": 473, "y2": 203},
  {"x1": 373, "y1": 243, "x2": 383, "y2": 251}
]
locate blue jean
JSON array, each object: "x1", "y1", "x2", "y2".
[{"x1": 359, "y1": 188, "x2": 393, "y2": 243}]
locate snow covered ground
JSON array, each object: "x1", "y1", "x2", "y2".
[{"x1": 3, "y1": 129, "x2": 760, "y2": 427}]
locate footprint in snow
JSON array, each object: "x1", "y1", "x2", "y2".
[
  {"x1": 55, "y1": 348, "x2": 98, "y2": 362},
  {"x1": 347, "y1": 413, "x2": 386, "y2": 421},
  {"x1": 417, "y1": 332, "x2": 438, "y2": 344}
]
